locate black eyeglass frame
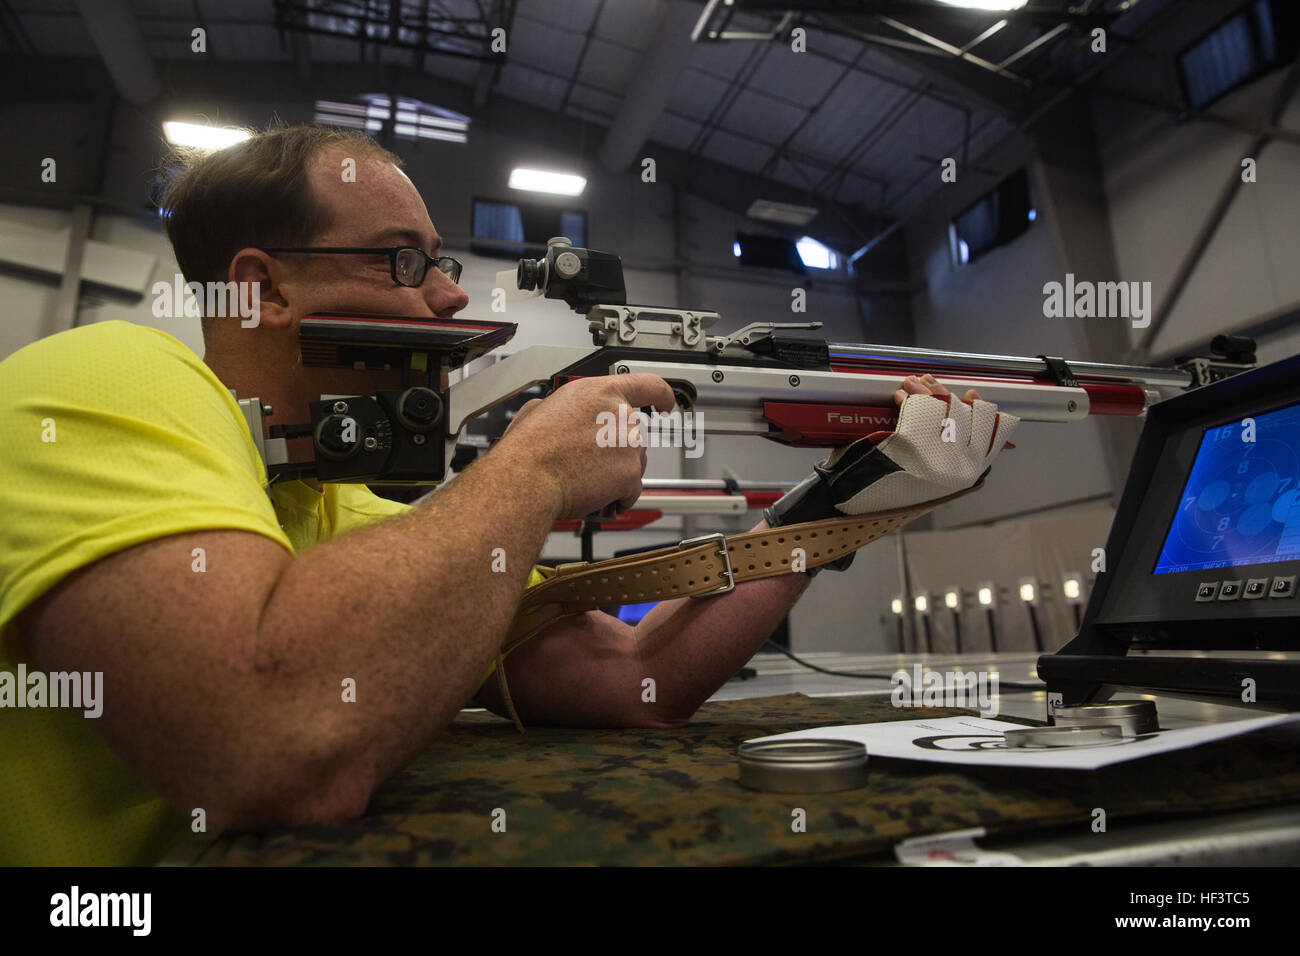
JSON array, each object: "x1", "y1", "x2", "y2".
[{"x1": 261, "y1": 246, "x2": 463, "y2": 287}]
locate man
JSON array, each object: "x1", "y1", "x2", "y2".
[{"x1": 0, "y1": 126, "x2": 1012, "y2": 865}]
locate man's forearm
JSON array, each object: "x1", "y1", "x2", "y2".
[
  {"x1": 631, "y1": 519, "x2": 811, "y2": 723},
  {"x1": 249, "y1": 445, "x2": 559, "y2": 815}
]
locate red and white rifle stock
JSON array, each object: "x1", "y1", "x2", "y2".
[{"x1": 445, "y1": 305, "x2": 1195, "y2": 456}]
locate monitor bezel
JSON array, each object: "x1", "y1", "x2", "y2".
[{"x1": 1084, "y1": 354, "x2": 1300, "y2": 651}]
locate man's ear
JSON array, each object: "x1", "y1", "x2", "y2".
[{"x1": 229, "y1": 248, "x2": 294, "y2": 331}]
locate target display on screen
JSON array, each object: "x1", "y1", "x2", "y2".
[{"x1": 1154, "y1": 401, "x2": 1300, "y2": 574}]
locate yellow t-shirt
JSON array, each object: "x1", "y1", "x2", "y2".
[{"x1": 0, "y1": 320, "x2": 546, "y2": 865}]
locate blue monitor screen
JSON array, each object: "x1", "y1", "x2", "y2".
[
  {"x1": 1154, "y1": 401, "x2": 1300, "y2": 574},
  {"x1": 616, "y1": 602, "x2": 658, "y2": 625}
]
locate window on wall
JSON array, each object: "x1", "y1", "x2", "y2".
[
  {"x1": 313, "y1": 94, "x2": 470, "y2": 143},
  {"x1": 1178, "y1": 0, "x2": 1299, "y2": 111},
  {"x1": 470, "y1": 198, "x2": 587, "y2": 259},
  {"x1": 733, "y1": 233, "x2": 806, "y2": 274},
  {"x1": 733, "y1": 233, "x2": 841, "y2": 273},
  {"x1": 795, "y1": 236, "x2": 840, "y2": 270},
  {"x1": 949, "y1": 168, "x2": 1035, "y2": 269}
]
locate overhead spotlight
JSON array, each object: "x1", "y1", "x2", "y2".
[
  {"x1": 163, "y1": 121, "x2": 251, "y2": 151},
  {"x1": 944, "y1": 588, "x2": 960, "y2": 611},
  {"x1": 914, "y1": 594, "x2": 929, "y2": 614},
  {"x1": 508, "y1": 167, "x2": 586, "y2": 196},
  {"x1": 933, "y1": 0, "x2": 1028, "y2": 11},
  {"x1": 891, "y1": 597, "x2": 904, "y2": 616},
  {"x1": 977, "y1": 584, "x2": 995, "y2": 607}
]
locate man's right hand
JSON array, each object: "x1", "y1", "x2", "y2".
[{"x1": 493, "y1": 373, "x2": 676, "y2": 521}]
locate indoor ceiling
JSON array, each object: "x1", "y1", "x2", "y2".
[{"x1": 2, "y1": 0, "x2": 1178, "y2": 238}]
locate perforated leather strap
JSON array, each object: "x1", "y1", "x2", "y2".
[{"x1": 490, "y1": 480, "x2": 984, "y2": 732}]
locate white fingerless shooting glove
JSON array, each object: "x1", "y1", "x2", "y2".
[{"x1": 764, "y1": 393, "x2": 1019, "y2": 573}]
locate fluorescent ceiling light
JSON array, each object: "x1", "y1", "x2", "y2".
[
  {"x1": 747, "y1": 198, "x2": 818, "y2": 226},
  {"x1": 509, "y1": 168, "x2": 586, "y2": 196},
  {"x1": 163, "y1": 121, "x2": 251, "y2": 151},
  {"x1": 933, "y1": 0, "x2": 1028, "y2": 10}
]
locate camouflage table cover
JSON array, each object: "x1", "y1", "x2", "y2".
[{"x1": 176, "y1": 693, "x2": 1300, "y2": 865}]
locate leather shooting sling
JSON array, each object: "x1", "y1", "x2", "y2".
[{"x1": 491, "y1": 480, "x2": 984, "y2": 732}]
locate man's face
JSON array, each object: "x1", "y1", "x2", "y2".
[{"x1": 282, "y1": 147, "x2": 470, "y2": 323}]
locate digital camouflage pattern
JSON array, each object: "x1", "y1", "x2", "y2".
[{"x1": 166, "y1": 693, "x2": 1300, "y2": 865}]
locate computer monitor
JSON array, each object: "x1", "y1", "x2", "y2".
[
  {"x1": 1040, "y1": 353, "x2": 1300, "y2": 709},
  {"x1": 1153, "y1": 400, "x2": 1300, "y2": 576}
]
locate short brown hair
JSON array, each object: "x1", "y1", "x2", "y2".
[{"x1": 160, "y1": 124, "x2": 402, "y2": 337}]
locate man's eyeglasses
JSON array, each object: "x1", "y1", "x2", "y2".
[{"x1": 261, "y1": 246, "x2": 463, "y2": 288}]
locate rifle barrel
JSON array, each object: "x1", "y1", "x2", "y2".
[{"x1": 828, "y1": 344, "x2": 1192, "y2": 390}]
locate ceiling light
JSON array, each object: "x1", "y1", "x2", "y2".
[
  {"x1": 933, "y1": 0, "x2": 1029, "y2": 10},
  {"x1": 746, "y1": 199, "x2": 818, "y2": 226},
  {"x1": 163, "y1": 121, "x2": 251, "y2": 151},
  {"x1": 977, "y1": 585, "x2": 995, "y2": 607},
  {"x1": 509, "y1": 168, "x2": 586, "y2": 196}
]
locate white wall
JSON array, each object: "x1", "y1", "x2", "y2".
[
  {"x1": 84, "y1": 210, "x2": 202, "y2": 355},
  {"x1": 0, "y1": 205, "x2": 70, "y2": 361},
  {"x1": 903, "y1": 498, "x2": 1114, "y2": 655},
  {"x1": 1095, "y1": 33, "x2": 1300, "y2": 363},
  {"x1": 0, "y1": 203, "x2": 200, "y2": 361},
  {"x1": 902, "y1": 133, "x2": 1120, "y2": 528}
]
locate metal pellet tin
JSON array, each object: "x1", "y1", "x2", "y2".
[
  {"x1": 1003, "y1": 725, "x2": 1125, "y2": 748},
  {"x1": 1052, "y1": 700, "x2": 1159, "y2": 737},
  {"x1": 737, "y1": 738, "x2": 869, "y2": 792}
]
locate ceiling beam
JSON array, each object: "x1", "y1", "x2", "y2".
[
  {"x1": 597, "y1": 0, "x2": 699, "y2": 172},
  {"x1": 816, "y1": 12, "x2": 1030, "y2": 119},
  {"x1": 73, "y1": 0, "x2": 160, "y2": 103}
]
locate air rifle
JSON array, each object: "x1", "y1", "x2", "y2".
[{"x1": 236, "y1": 238, "x2": 1256, "y2": 485}]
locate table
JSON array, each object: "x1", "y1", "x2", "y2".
[{"x1": 164, "y1": 652, "x2": 1300, "y2": 866}]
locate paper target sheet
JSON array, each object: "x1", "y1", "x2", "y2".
[{"x1": 748, "y1": 713, "x2": 1300, "y2": 770}]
